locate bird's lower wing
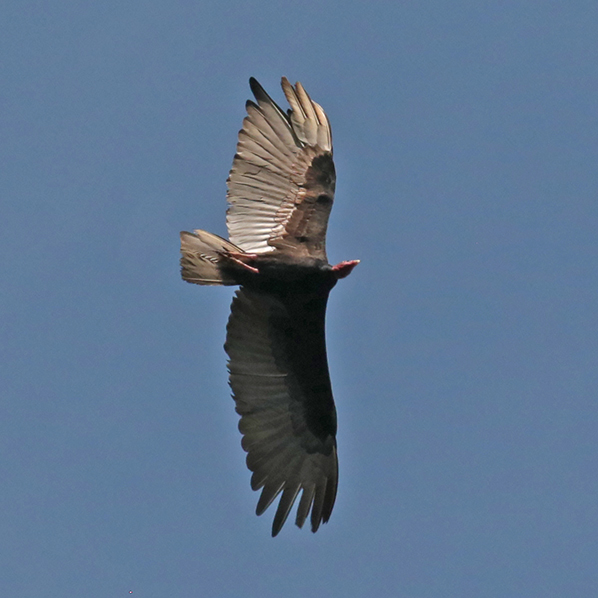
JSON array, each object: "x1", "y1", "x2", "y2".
[{"x1": 225, "y1": 288, "x2": 338, "y2": 536}]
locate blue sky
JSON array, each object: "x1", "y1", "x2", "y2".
[{"x1": 2, "y1": 1, "x2": 598, "y2": 596}]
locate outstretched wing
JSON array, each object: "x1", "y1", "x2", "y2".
[
  {"x1": 226, "y1": 78, "x2": 336, "y2": 260},
  {"x1": 225, "y1": 288, "x2": 338, "y2": 536}
]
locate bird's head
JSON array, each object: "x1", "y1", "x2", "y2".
[{"x1": 331, "y1": 260, "x2": 360, "y2": 280}]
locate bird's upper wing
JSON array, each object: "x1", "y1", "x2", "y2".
[
  {"x1": 226, "y1": 78, "x2": 336, "y2": 261},
  {"x1": 225, "y1": 287, "x2": 338, "y2": 536}
]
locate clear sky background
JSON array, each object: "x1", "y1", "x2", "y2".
[{"x1": 2, "y1": 2, "x2": 598, "y2": 597}]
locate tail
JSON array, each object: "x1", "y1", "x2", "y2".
[{"x1": 180, "y1": 229, "x2": 244, "y2": 285}]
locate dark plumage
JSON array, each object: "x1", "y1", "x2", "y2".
[{"x1": 180, "y1": 77, "x2": 358, "y2": 535}]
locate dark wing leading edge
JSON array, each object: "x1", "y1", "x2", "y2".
[
  {"x1": 225, "y1": 288, "x2": 338, "y2": 536},
  {"x1": 226, "y1": 78, "x2": 336, "y2": 261}
]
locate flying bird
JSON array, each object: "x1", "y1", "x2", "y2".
[{"x1": 180, "y1": 77, "x2": 359, "y2": 536}]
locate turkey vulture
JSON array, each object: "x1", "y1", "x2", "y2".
[{"x1": 180, "y1": 77, "x2": 358, "y2": 536}]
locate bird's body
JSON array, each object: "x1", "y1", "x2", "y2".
[{"x1": 180, "y1": 77, "x2": 358, "y2": 535}]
